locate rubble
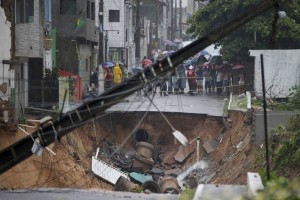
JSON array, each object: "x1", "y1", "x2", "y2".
[
  {"x1": 142, "y1": 180, "x2": 160, "y2": 193},
  {"x1": 174, "y1": 145, "x2": 195, "y2": 163},
  {"x1": 202, "y1": 139, "x2": 218, "y2": 154},
  {"x1": 129, "y1": 172, "x2": 153, "y2": 184},
  {"x1": 165, "y1": 168, "x2": 183, "y2": 177},
  {"x1": 114, "y1": 176, "x2": 140, "y2": 192},
  {"x1": 159, "y1": 176, "x2": 180, "y2": 194},
  {"x1": 0, "y1": 100, "x2": 17, "y2": 132}
]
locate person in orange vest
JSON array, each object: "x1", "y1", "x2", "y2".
[{"x1": 113, "y1": 63, "x2": 122, "y2": 84}]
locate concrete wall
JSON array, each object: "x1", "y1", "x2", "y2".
[
  {"x1": 78, "y1": 44, "x2": 93, "y2": 92},
  {"x1": 0, "y1": 6, "x2": 11, "y2": 101},
  {"x1": 254, "y1": 110, "x2": 298, "y2": 144},
  {"x1": 15, "y1": 0, "x2": 43, "y2": 58},
  {"x1": 250, "y1": 50, "x2": 300, "y2": 98}
]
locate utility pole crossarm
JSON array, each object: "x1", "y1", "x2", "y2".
[{"x1": 0, "y1": 0, "x2": 289, "y2": 175}]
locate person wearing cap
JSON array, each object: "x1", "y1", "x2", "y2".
[{"x1": 187, "y1": 65, "x2": 197, "y2": 96}]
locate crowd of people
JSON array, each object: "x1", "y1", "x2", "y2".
[
  {"x1": 155, "y1": 62, "x2": 245, "y2": 97},
  {"x1": 89, "y1": 62, "x2": 129, "y2": 93},
  {"x1": 89, "y1": 57, "x2": 246, "y2": 97}
]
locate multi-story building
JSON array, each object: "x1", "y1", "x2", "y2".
[
  {"x1": 14, "y1": 0, "x2": 50, "y2": 109},
  {"x1": 103, "y1": 0, "x2": 126, "y2": 63},
  {"x1": 53, "y1": 0, "x2": 98, "y2": 98},
  {"x1": 0, "y1": 1, "x2": 13, "y2": 103}
]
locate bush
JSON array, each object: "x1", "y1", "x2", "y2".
[
  {"x1": 287, "y1": 85, "x2": 300, "y2": 111},
  {"x1": 250, "y1": 177, "x2": 300, "y2": 200},
  {"x1": 286, "y1": 115, "x2": 300, "y2": 132},
  {"x1": 294, "y1": 149, "x2": 300, "y2": 168}
]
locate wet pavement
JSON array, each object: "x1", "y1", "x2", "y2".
[
  {"x1": 107, "y1": 92, "x2": 226, "y2": 117},
  {"x1": 0, "y1": 189, "x2": 178, "y2": 200}
]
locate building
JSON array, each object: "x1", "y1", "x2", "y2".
[
  {"x1": 103, "y1": 0, "x2": 126, "y2": 63},
  {"x1": 14, "y1": 0, "x2": 50, "y2": 110},
  {"x1": 0, "y1": 1, "x2": 13, "y2": 103},
  {"x1": 53, "y1": 0, "x2": 98, "y2": 99}
]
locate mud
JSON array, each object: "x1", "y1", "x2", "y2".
[{"x1": 0, "y1": 111, "x2": 255, "y2": 189}]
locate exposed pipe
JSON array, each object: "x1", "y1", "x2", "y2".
[{"x1": 197, "y1": 137, "x2": 200, "y2": 162}]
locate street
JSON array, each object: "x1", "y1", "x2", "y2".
[{"x1": 107, "y1": 92, "x2": 226, "y2": 117}]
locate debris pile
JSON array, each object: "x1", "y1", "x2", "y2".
[
  {"x1": 0, "y1": 100, "x2": 17, "y2": 132},
  {"x1": 94, "y1": 130, "x2": 189, "y2": 194},
  {"x1": 92, "y1": 122, "x2": 224, "y2": 193}
]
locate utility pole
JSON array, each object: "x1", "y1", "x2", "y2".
[
  {"x1": 155, "y1": 0, "x2": 159, "y2": 49},
  {"x1": 170, "y1": 0, "x2": 174, "y2": 41},
  {"x1": 174, "y1": 0, "x2": 177, "y2": 39},
  {"x1": 135, "y1": 0, "x2": 140, "y2": 60},
  {"x1": 99, "y1": 0, "x2": 104, "y2": 64},
  {"x1": 179, "y1": 0, "x2": 182, "y2": 39}
]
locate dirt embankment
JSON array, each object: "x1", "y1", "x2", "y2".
[
  {"x1": 0, "y1": 124, "x2": 112, "y2": 190},
  {"x1": 210, "y1": 111, "x2": 256, "y2": 184},
  {"x1": 0, "y1": 111, "x2": 255, "y2": 189}
]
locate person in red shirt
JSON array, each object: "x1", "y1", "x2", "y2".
[{"x1": 187, "y1": 65, "x2": 197, "y2": 96}]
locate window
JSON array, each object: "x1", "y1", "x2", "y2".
[
  {"x1": 16, "y1": 0, "x2": 34, "y2": 24},
  {"x1": 60, "y1": 0, "x2": 76, "y2": 15},
  {"x1": 109, "y1": 10, "x2": 120, "y2": 22},
  {"x1": 91, "y1": 2, "x2": 95, "y2": 20},
  {"x1": 86, "y1": 1, "x2": 90, "y2": 18}
]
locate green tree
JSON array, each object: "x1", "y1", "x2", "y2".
[{"x1": 187, "y1": 0, "x2": 300, "y2": 62}]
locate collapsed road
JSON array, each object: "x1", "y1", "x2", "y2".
[{"x1": 0, "y1": 0, "x2": 287, "y2": 177}]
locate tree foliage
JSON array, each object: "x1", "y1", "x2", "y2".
[{"x1": 187, "y1": 0, "x2": 300, "y2": 62}]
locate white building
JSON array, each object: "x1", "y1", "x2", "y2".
[
  {"x1": 250, "y1": 49, "x2": 300, "y2": 98},
  {"x1": 103, "y1": 0, "x2": 126, "y2": 62},
  {"x1": 0, "y1": 6, "x2": 12, "y2": 102}
]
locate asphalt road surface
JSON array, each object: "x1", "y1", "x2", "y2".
[
  {"x1": 107, "y1": 92, "x2": 226, "y2": 117},
  {"x1": 0, "y1": 188, "x2": 178, "y2": 200}
]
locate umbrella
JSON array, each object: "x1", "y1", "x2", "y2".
[
  {"x1": 232, "y1": 64, "x2": 245, "y2": 70},
  {"x1": 115, "y1": 61, "x2": 125, "y2": 66},
  {"x1": 218, "y1": 64, "x2": 232, "y2": 72},
  {"x1": 199, "y1": 50, "x2": 210, "y2": 56},
  {"x1": 142, "y1": 59, "x2": 153, "y2": 66},
  {"x1": 103, "y1": 61, "x2": 115, "y2": 67},
  {"x1": 132, "y1": 67, "x2": 143, "y2": 75}
]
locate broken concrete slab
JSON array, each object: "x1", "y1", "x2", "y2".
[
  {"x1": 174, "y1": 145, "x2": 195, "y2": 163},
  {"x1": 202, "y1": 139, "x2": 218, "y2": 154},
  {"x1": 163, "y1": 150, "x2": 177, "y2": 165},
  {"x1": 129, "y1": 172, "x2": 153, "y2": 184},
  {"x1": 132, "y1": 153, "x2": 154, "y2": 171},
  {"x1": 165, "y1": 168, "x2": 183, "y2": 177},
  {"x1": 151, "y1": 167, "x2": 164, "y2": 174}
]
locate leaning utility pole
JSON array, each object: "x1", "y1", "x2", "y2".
[
  {"x1": 135, "y1": 0, "x2": 140, "y2": 60},
  {"x1": 99, "y1": 0, "x2": 104, "y2": 65}
]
